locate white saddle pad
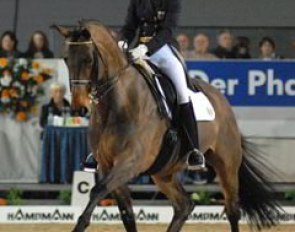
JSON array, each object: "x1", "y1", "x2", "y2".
[
  {"x1": 155, "y1": 78, "x2": 215, "y2": 122},
  {"x1": 188, "y1": 90, "x2": 215, "y2": 121}
]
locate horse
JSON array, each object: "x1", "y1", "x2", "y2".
[{"x1": 53, "y1": 20, "x2": 281, "y2": 232}]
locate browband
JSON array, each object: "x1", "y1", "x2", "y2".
[{"x1": 66, "y1": 41, "x2": 93, "y2": 45}]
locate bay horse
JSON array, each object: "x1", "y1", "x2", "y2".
[{"x1": 54, "y1": 20, "x2": 280, "y2": 232}]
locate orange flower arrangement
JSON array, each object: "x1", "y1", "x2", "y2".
[
  {"x1": 21, "y1": 71, "x2": 30, "y2": 81},
  {"x1": 32, "y1": 61, "x2": 40, "y2": 69},
  {"x1": 1, "y1": 89, "x2": 9, "y2": 98},
  {"x1": 15, "y1": 111, "x2": 28, "y2": 122},
  {"x1": 43, "y1": 68, "x2": 53, "y2": 75},
  {"x1": 0, "y1": 58, "x2": 7, "y2": 68},
  {"x1": 0, "y1": 59, "x2": 52, "y2": 121},
  {"x1": 20, "y1": 101, "x2": 29, "y2": 107},
  {"x1": 34, "y1": 74, "x2": 44, "y2": 84},
  {"x1": 0, "y1": 198, "x2": 7, "y2": 206},
  {"x1": 9, "y1": 88, "x2": 18, "y2": 98},
  {"x1": 99, "y1": 199, "x2": 116, "y2": 206}
]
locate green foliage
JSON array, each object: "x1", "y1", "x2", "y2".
[
  {"x1": 58, "y1": 190, "x2": 72, "y2": 205},
  {"x1": 284, "y1": 190, "x2": 295, "y2": 202},
  {"x1": 191, "y1": 191, "x2": 212, "y2": 205},
  {"x1": 7, "y1": 188, "x2": 23, "y2": 205}
]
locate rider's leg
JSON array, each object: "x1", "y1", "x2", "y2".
[{"x1": 149, "y1": 45, "x2": 205, "y2": 170}]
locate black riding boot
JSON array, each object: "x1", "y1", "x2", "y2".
[
  {"x1": 83, "y1": 153, "x2": 98, "y2": 172},
  {"x1": 179, "y1": 101, "x2": 205, "y2": 170}
]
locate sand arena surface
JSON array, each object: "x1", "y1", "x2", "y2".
[{"x1": 0, "y1": 224, "x2": 294, "y2": 232}]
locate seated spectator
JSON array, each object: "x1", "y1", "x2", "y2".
[
  {"x1": 0, "y1": 31, "x2": 23, "y2": 59},
  {"x1": 176, "y1": 33, "x2": 192, "y2": 59},
  {"x1": 212, "y1": 30, "x2": 236, "y2": 59},
  {"x1": 190, "y1": 33, "x2": 218, "y2": 60},
  {"x1": 233, "y1": 36, "x2": 251, "y2": 59},
  {"x1": 25, "y1": 31, "x2": 54, "y2": 58},
  {"x1": 40, "y1": 82, "x2": 87, "y2": 128},
  {"x1": 40, "y1": 82, "x2": 70, "y2": 128},
  {"x1": 259, "y1": 37, "x2": 281, "y2": 60}
]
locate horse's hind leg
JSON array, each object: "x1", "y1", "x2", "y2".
[
  {"x1": 213, "y1": 148, "x2": 242, "y2": 232},
  {"x1": 112, "y1": 185, "x2": 137, "y2": 232},
  {"x1": 152, "y1": 174, "x2": 194, "y2": 232}
]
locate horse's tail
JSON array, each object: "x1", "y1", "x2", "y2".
[{"x1": 239, "y1": 136, "x2": 281, "y2": 230}]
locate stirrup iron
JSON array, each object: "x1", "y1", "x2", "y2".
[{"x1": 186, "y1": 149, "x2": 206, "y2": 171}]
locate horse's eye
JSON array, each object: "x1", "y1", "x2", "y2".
[
  {"x1": 64, "y1": 57, "x2": 68, "y2": 63},
  {"x1": 84, "y1": 58, "x2": 92, "y2": 64}
]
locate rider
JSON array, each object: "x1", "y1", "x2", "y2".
[
  {"x1": 119, "y1": 0, "x2": 205, "y2": 170},
  {"x1": 84, "y1": 0, "x2": 205, "y2": 171}
]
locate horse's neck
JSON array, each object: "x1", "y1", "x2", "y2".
[
  {"x1": 86, "y1": 22, "x2": 127, "y2": 75},
  {"x1": 102, "y1": 46, "x2": 127, "y2": 76},
  {"x1": 94, "y1": 66, "x2": 146, "y2": 133}
]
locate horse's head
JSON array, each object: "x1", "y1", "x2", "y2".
[
  {"x1": 53, "y1": 24, "x2": 100, "y2": 110},
  {"x1": 53, "y1": 21, "x2": 128, "y2": 112}
]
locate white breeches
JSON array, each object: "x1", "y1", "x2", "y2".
[{"x1": 149, "y1": 44, "x2": 189, "y2": 104}]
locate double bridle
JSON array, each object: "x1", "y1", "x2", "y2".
[{"x1": 66, "y1": 40, "x2": 130, "y2": 104}]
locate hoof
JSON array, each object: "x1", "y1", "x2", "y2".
[{"x1": 72, "y1": 226, "x2": 85, "y2": 232}]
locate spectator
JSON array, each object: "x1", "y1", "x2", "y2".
[
  {"x1": 190, "y1": 33, "x2": 218, "y2": 60},
  {"x1": 0, "y1": 31, "x2": 23, "y2": 59},
  {"x1": 40, "y1": 82, "x2": 71, "y2": 128},
  {"x1": 259, "y1": 37, "x2": 281, "y2": 60},
  {"x1": 40, "y1": 82, "x2": 88, "y2": 128},
  {"x1": 233, "y1": 36, "x2": 251, "y2": 59},
  {"x1": 25, "y1": 31, "x2": 54, "y2": 58},
  {"x1": 176, "y1": 33, "x2": 192, "y2": 59},
  {"x1": 212, "y1": 30, "x2": 236, "y2": 59}
]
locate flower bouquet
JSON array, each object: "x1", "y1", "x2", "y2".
[{"x1": 0, "y1": 58, "x2": 52, "y2": 122}]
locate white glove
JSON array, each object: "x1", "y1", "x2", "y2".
[
  {"x1": 129, "y1": 44, "x2": 148, "y2": 60},
  {"x1": 118, "y1": 40, "x2": 128, "y2": 51}
]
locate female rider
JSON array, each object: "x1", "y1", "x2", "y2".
[{"x1": 118, "y1": 0, "x2": 205, "y2": 170}]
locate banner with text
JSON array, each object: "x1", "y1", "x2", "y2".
[
  {"x1": 187, "y1": 60, "x2": 295, "y2": 106},
  {"x1": 1, "y1": 206, "x2": 295, "y2": 224}
]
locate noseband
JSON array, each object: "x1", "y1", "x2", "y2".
[{"x1": 66, "y1": 40, "x2": 130, "y2": 104}]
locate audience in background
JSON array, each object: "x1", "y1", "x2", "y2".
[
  {"x1": 176, "y1": 33, "x2": 192, "y2": 59},
  {"x1": 259, "y1": 37, "x2": 281, "y2": 60},
  {"x1": 0, "y1": 31, "x2": 23, "y2": 59},
  {"x1": 190, "y1": 33, "x2": 218, "y2": 60},
  {"x1": 25, "y1": 31, "x2": 54, "y2": 58},
  {"x1": 0, "y1": 29, "x2": 287, "y2": 61},
  {"x1": 212, "y1": 30, "x2": 236, "y2": 59},
  {"x1": 233, "y1": 36, "x2": 251, "y2": 59}
]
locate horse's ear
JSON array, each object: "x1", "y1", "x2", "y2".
[
  {"x1": 78, "y1": 18, "x2": 87, "y2": 28},
  {"x1": 51, "y1": 24, "x2": 71, "y2": 37},
  {"x1": 83, "y1": 21, "x2": 99, "y2": 43}
]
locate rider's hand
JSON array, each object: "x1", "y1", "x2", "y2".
[
  {"x1": 118, "y1": 40, "x2": 128, "y2": 51},
  {"x1": 130, "y1": 44, "x2": 148, "y2": 60}
]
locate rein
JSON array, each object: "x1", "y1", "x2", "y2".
[{"x1": 66, "y1": 40, "x2": 130, "y2": 104}]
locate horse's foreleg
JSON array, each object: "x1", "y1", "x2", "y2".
[
  {"x1": 72, "y1": 158, "x2": 139, "y2": 232},
  {"x1": 152, "y1": 174, "x2": 194, "y2": 232},
  {"x1": 112, "y1": 185, "x2": 137, "y2": 232}
]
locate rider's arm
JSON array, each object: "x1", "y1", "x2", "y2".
[
  {"x1": 120, "y1": 0, "x2": 139, "y2": 45},
  {"x1": 146, "y1": 0, "x2": 181, "y2": 55}
]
